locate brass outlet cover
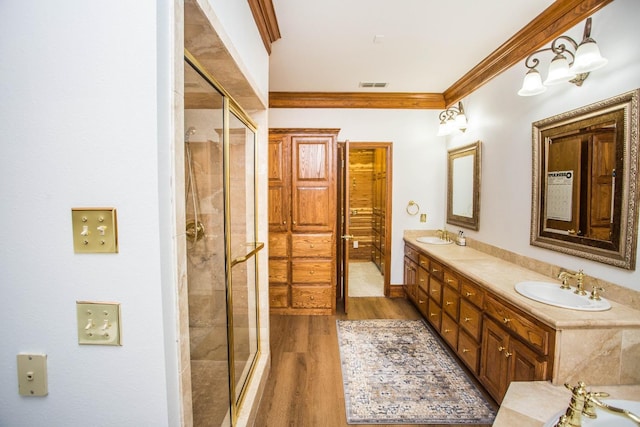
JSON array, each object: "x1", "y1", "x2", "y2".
[{"x1": 71, "y1": 208, "x2": 118, "y2": 253}]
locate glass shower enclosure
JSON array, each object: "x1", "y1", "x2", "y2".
[{"x1": 184, "y1": 51, "x2": 262, "y2": 426}]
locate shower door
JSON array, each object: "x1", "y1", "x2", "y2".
[{"x1": 184, "y1": 52, "x2": 262, "y2": 426}]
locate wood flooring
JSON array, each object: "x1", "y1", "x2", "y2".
[{"x1": 254, "y1": 297, "x2": 495, "y2": 427}]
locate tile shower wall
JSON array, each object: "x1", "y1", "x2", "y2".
[{"x1": 185, "y1": 136, "x2": 231, "y2": 425}]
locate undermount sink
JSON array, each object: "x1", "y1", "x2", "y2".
[
  {"x1": 544, "y1": 399, "x2": 640, "y2": 426},
  {"x1": 416, "y1": 236, "x2": 453, "y2": 245},
  {"x1": 515, "y1": 281, "x2": 611, "y2": 311}
]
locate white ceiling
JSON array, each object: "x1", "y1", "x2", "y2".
[{"x1": 269, "y1": 0, "x2": 556, "y2": 93}]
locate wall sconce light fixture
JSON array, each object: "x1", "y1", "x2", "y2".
[
  {"x1": 517, "y1": 17, "x2": 607, "y2": 96},
  {"x1": 437, "y1": 101, "x2": 467, "y2": 136}
]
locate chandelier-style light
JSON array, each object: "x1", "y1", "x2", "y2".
[
  {"x1": 437, "y1": 101, "x2": 467, "y2": 136},
  {"x1": 518, "y1": 18, "x2": 607, "y2": 96}
]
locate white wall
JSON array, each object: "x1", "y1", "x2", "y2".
[
  {"x1": 270, "y1": 0, "x2": 640, "y2": 292},
  {"x1": 0, "y1": 0, "x2": 270, "y2": 426},
  {"x1": 0, "y1": 1, "x2": 172, "y2": 426}
]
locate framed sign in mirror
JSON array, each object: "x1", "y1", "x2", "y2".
[
  {"x1": 531, "y1": 89, "x2": 639, "y2": 270},
  {"x1": 447, "y1": 141, "x2": 481, "y2": 230}
]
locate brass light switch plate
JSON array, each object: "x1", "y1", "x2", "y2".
[
  {"x1": 71, "y1": 208, "x2": 118, "y2": 253},
  {"x1": 76, "y1": 301, "x2": 122, "y2": 346}
]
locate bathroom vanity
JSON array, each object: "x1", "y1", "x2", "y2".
[{"x1": 403, "y1": 232, "x2": 640, "y2": 404}]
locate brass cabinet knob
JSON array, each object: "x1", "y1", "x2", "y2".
[
  {"x1": 465, "y1": 291, "x2": 475, "y2": 297},
  {"x1": 503, "y1": 317, "x2": 512, "y2": 324},
  {"x1": 504, "y1": 351, "x2": 513, "y2": 358},
  {"x1": 445, "y1": 301, "x2": 453, "y2": 306},
  {"x1": 463, "y1": 317, "x2": 472, "y2": 322},
  {"x1": 462, "y1": 348, "x2": 470, "y2": 353}
]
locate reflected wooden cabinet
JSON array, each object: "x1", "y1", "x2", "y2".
[{"x1": 268, "y1": 129, "x2": 339, "y2": 314}]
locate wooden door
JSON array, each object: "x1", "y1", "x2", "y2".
[
  {"x1": 588, "y1": 130, "x2": 615, "y2": 240},
  {"x1": 268, "y1": 134, "x2": 290, "y2": 232},
  {"x1": 291, "y1": 135, "x2": 334, "y2": 233},
  {"x1": 342, "y1": 141, "x2": 351, "y2": 312},
  {"x1": 479, "y1": 318, "x2": 509, "y2": 402}
]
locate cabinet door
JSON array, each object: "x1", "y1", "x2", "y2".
[
  {"x1": 403, "y1": 257, "x2": 418, "y2": 300},
  {"x1": 291, "y1": 135, "x2": 335, "y2": 233},
  {"x1": 479, "y1": 318, "x2": 509, "y2": 402},
  {"x1": 508, "y1": 338, "x2": 549, "y2": 383},
  {"x1": 268, "y1": 134, "x2": 290, "y2": 232}
]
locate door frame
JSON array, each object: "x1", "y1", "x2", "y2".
[{"x1": 337, "y1": 142, "x2": 393, "y2": 310}]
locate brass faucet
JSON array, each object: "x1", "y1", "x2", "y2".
[
  {"x1": 554, "y1": 381, "x2": 640, "y2": 426},
  {"x1": 557, "y1": 269, "x2": 586, "y2": 295},
  {"x1": 436, "y1": 228, "x2": 450, "y2": 242}
]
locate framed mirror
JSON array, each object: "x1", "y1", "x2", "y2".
[
  {"x1": 531, "y1": 89, "x2": 639, "y2": 270},
  {"x1": 447, "y1": 141, "x2": 481, "y2": 230}
]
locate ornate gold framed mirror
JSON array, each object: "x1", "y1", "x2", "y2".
[
  {"x1": 531, "y1": 89, "x2": 639, "y2": 270},
  {"x1": 447, "y1": 141, "x2": 481, "y2": 230}
]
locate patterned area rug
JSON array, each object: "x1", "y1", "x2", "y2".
[{"x1": 336, "y1": 319, "x2": 496, "y2": 425}]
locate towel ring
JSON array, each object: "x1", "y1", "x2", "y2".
[{"x1": 406, "y1": 200, "x2": 420, "y2": 216}]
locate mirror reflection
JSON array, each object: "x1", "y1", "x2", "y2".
[
  {"x1": 531, "y1": 89, "x2": 639, "y2": 270},
  {"x1": 447, "y1": 141, "x2": 481, "y2": 230}
]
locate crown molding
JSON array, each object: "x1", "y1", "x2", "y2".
[
  {"x1": 268, "y1": 0, "x2": 612, "y2": 109},
  {"x1": 444, "y1": 0, "x2": 613, "y2": 106},
  {"x1": 269, "y1": 92, "x2": 445, "y2": 109},
  {"x1": 248, "y1": 0, "x2": 281, "y2": 54}
]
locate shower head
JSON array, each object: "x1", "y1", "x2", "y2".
[{"x1": 185, "y1": 127, "x2": 197, "y2": 142}]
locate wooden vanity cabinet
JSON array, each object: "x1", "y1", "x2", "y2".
[
  {"x1": 268, "y1": 129, "x2": 339, "y2": 314},
  {"x1": 403, "y1": 241, "x2": 555, "y2": 403},
  {"x1": 480, "y1": 317, "x2": 549, "y2": 403}
]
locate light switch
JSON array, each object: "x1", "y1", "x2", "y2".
[
  {"x1": 17, "y1": 354, "x2": 48, "y2": 396},
  {"x1": 71, "y1": 208, "x2": 118, "y2": 253},
  {"x1": 76, "y1": 301, "x2": 122, "y2": 346}
]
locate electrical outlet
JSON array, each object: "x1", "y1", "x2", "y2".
[
  {"x1": 17, "y1": 354, "x2": 48, "y2": 396},
  {"x1": 76, "y1": 301, "x2": 122, "y2": 346}
]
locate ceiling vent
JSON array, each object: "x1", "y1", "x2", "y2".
[{"x1": 359, "y1": 82, "x2": 388, "y2": 88}]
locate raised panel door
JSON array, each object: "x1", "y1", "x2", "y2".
[
  {"x1": 291, "y1": 136, "x2": 335, "y2": 233},
  {"x1": 268, "y1": 135, "x2": 290, "y2": 232},
  {"x1": 480, "y1": 317, "x2": 510, "y2": 402}
]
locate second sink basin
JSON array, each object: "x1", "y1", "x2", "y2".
[
  {"x1": 416, "y1": 236, "x2": 453, "y2": 245},
  {"x1": 515, "y1": 281, "x2": 611, "y2": 311}
]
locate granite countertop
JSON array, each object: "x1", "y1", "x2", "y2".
[
  {"x1": 403, "y1": 234, "x2": 640, "y2": 330},
  {"x1": 495, "y1": 381, "x2": 640, "y2": 426}
]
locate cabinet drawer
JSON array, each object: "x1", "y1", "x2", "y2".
[
  {"x1": 459, "y1": 299, "x2": 482, "y2": 341},
  {"x1": 458, "y1": 330, "x2": 480, "y2": 374},
  {"x1": 269, "y1": 233, "x2": 289, "y2": 258},
  {"x1": 291, "y1": 234, "x2": 332, "y2": 257},
  {"x1": 485, "y1": 295, "x2": 551, "y2": 355},
  {"x1": 418, "y1": 254, "x2": 430, "y2": 271},
  {"x1": 461, "y1": 279, "x2": 485, "y2": 308},
  {"x1": 429, "y1": 278, "x2": 442, "y2": 305},
  {"x1": 404, "y1": 244, "x2": 419, "y2": 262},
  {"x1": 292, "y1": 260, "x2": 332, "y2": 283},
  {"x1": 268, "y1": 259, "x2": 289, "y2": 284},
  {"x1": 427, "y1": 299, "x2": 442, "y2": 331},
  {"x1": 444, "y1": 270, "x2": 459, "y2": 291},
  {"x1": 291, "y1": 285, "x2": 332, "y2": 308},
  {"x1": 429, "y1": 260, "x2": 444, "y2": 281},
  {"x1": 442, "y1": 285, "x2": 459, "y2": 320},
  {"x1": 269, "y1": 285, "x2": 289, "y2": 308},
  {"x1": 417, "y1": 287, "x2": 428, "y2": 317},
  {"x1": 441, "y1": 313, "x2": 459, "y2": 350},
  {"x1": 417, "y1": 268, "x2": 429, "y2": 293}
]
